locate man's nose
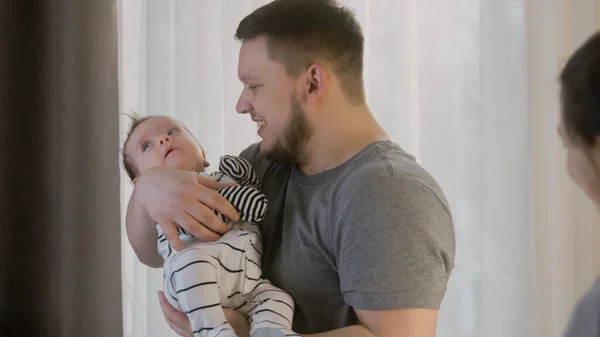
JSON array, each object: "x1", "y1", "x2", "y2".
[{"x1": 236, "y1": 90, "x2": 252, "y2": 114}]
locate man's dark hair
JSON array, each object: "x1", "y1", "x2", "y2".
[
  {"x1": 235, "y1": 0, "x2": 365, "y2": 105},
  {"x1": 560, "y1": 31, "x2": 600, "y2": 146}
]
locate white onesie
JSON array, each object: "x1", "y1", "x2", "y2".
[{"x1": 157, "y1": 155, "x2": 297, "y2": 337}]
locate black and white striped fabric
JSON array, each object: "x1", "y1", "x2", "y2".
[
  {"x1": 156, "y1": 155, "x2": 296, "y2": 337},
  {"x1": 213, "y1": 185, "x2": 268, "y2": 224},
  {"x1": 218, "y1": 155, "x2": 260, "y2": 188},
  {"x1": 209, "y1": 155, "x2": 268, "y2": 225}
]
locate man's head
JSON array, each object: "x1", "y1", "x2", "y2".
[
  {"x1": 122, "y1": 115, "x2": 208, "y2": 182},
  {"x1": 234, "y1": 0, "x2": 365, "y2": 164}
]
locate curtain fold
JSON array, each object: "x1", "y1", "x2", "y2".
[
  {"x1": 1, "y1": 0, "x2": 122, "y2": 336},
  {"x1": 119, "y1": 1, "x2": 600, "y2": 336}
]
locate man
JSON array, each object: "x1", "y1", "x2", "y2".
[{"x1": 126, "y1": 0, "x2": 455, "y2": 336}]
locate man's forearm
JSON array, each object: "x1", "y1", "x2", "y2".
[
  {"x1": 125, "y1": 190, "x2": 163, "y2": 268},
  {"x1": 304, "y1": 326, "x2": 374, "y2": 337}
]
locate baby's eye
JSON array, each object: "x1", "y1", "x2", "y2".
[
  {"x1": 142, "y1": 142, "x2": 150, "y2": 152},
  {"x1": 168, "y1": 128, "x2": 178, "y2": 136}
]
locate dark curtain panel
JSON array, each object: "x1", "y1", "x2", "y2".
[{"x1": 0, "y1": 0, "x2": 122, "y2": 336}]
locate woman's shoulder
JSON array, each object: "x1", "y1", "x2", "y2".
[{"x1": 564, "y1": 277, "x2": 600, "y2": 337}]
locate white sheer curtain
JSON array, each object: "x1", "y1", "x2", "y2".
[{"x1": 117, "y1": 1, "x2": 600, "y2": 336}]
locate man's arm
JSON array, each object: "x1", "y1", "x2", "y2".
[
  {"x1": 302, "y1": 308, "x2": 437, "y2": 337},
  {"x1": 354, "y1": 308, "x2": 437, "y2": 337},
  {"x1": 304, "y1": 172, "x2": 449, "y2": 337},
  {"x1": 303, "y1": 325, "x2": 373, "y2": 337},
  {"x1": 328, "y1": 169, "x2": 454, "y2": 337},
  {"x1": 157, "y1": 293, "x2": 437, "y2": 337}
]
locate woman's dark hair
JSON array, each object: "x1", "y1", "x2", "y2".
[{"x1": 560, "y1": 31, "x2": 600, "y2": 146}]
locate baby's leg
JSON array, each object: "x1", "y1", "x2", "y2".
[
  {"x1": 166, "y1": 248, "x2": 237, "y2": 337},
  {"x1": 238, "y1": 280, "x2": 297, "y2": 337}
]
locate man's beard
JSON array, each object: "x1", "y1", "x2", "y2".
[{"x1": 264, "y1": 94, "x2": 313, "y2": 165}]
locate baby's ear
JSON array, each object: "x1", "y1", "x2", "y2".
[
  {"x1": 133, "y1": 177, "x2": 138, "y2": 185},
  {"x1": 200, "y1": 148, "x2": 210, "y2": 167}
]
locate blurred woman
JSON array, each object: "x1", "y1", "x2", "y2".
[{"x1": 559, "y1": 31, "x2": 600, "y2": 337}]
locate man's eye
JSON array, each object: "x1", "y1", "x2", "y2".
[{"x1": 248, "y1": 84, "x2": 261, "y2": 92}]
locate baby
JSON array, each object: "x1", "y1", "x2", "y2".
[{"x1": 122, "y1": 115, "x2": 296, "y2": 337}]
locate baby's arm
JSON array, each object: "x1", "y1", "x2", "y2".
[{"x1": 126, "y1": 189, "x2": 163, "y2": 267}]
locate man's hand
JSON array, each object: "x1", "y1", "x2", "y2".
[
  {"x1": 134, "y1": 167, "x2": 240, "y2": 251},
  {"x1": 158, "y1": 291, "x2": 250, "y2": 337}
]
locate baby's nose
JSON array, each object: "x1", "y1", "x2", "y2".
[{"x1": 158, "y1": 135, "x2": 171, "y2": 144}]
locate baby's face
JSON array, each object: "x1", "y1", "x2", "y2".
[{"x1": 125, "y1": 116, "x2": 206, "y2": 176}]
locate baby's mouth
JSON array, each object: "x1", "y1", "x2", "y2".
[{"x1": 165, "y1": 148, "x2": 175, "y2": 158}]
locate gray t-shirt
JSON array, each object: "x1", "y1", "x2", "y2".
[
  {"x1": 564, "y1": 277, "x2": 600, "y2": 337},
  {"x1": 240, "y1": 140, "x2": 455, "y2": 334}
]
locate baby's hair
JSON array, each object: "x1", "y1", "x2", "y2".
[{"x1": 121, "y1": 112, "x2": 152, "y2": 182}]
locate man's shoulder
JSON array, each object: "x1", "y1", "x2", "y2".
[{"x1": 339, "y1": 141, "x2": 449, "y2": 210}]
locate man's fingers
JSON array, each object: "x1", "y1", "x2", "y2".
[
  {"x1": 198, "y1": 187, "x2": 240, "y2": 222},
  {"x1": 158, "y1": 291, "x2": 192, "y2": 337},
  {"x1": 162, "y1": 224, "x2": 187, "y2": 251},
  {"x1": 195, "y1": 176, "x2": 240, "y2": 221},
  {"x1": 177, "y1": 212, "x2": 221, "y2": 242},
  {"x1": 195, "y1": 174, "x2": 237, "y2": 189},
  {"x1": 158, "y1": 291, "x2": 175, "y2": 313},
  {"x1": 184, "y1": 203, "x2": 229, "y2": 235},
  {"x1": 168, "y1": 321, "x2": 192, "y2": 337}
]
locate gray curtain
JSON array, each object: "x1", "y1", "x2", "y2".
[{"x1": 0, "y1": 0, "x2": 122, "y2": 336}]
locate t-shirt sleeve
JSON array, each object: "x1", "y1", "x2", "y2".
[{"x1": 333, "y1": 175, "x2": 455, "y2": 310}]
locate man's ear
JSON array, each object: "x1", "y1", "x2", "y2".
[
  {"x1": 304, "y1": 64, "x2": 328, "y2": 104},
  {"x1": 133, "y1": 177, "x2": 138, "y2": 185}
]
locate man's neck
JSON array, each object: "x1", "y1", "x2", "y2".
[{"x1": 299, "y1": 104, "x2": 390, "y2": 175}]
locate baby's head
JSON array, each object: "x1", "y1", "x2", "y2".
[{"x1": 122, "y1": 115, "x2": 208, "y2": 182}]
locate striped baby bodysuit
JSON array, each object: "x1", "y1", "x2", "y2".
[{"x1": 157, "y1": 155, "x2": 297, "y2": 337}]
